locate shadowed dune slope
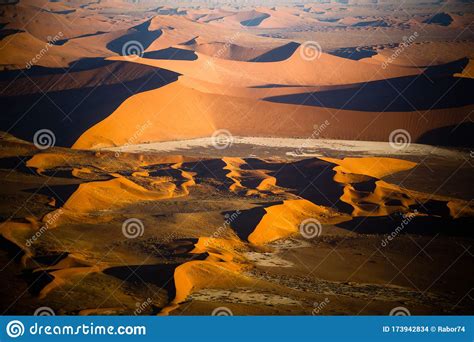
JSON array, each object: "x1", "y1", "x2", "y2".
[
  {"x1": 106, "y1": 46, "x2": 424, "y2": 87},
  {"x1": 0, "y1": 62, "x2": 179, "y2": 147},
  {"x1": 72, "y1": 77, "x2": 474, "y2": 149}
]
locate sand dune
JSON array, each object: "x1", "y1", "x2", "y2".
[
  {"x1": 1, "y1": 1, "x2": 472, "y2": 150},
  {"x1": 72, "y1": 75, "x2": 474, "y2": 149},
  {"x1": 107, "y1": 46, "x2": 423, "y2": 87},
  {"x1": 2, "y1": 140, "x2": 472, "y2": 314}
]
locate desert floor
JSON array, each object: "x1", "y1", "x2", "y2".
[{"x1": 0, "y1": 134, "x2": 473, "y2": 315}]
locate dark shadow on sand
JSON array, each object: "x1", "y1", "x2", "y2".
[
  {"x1": 416, "y1": 123, "x2": 474, "y2": 147},
  {"x1": 0, "y1": 63, "x2": 179, "y2": 147},
  {"x1": 264, "y1": 59, "x2": 472, "y2": 112}
]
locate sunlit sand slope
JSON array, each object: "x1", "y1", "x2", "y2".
[{"x1": 1, "y1": 140, "x2": 472, "y2": 315}]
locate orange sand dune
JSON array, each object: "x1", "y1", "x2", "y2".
[
  {"x1": 145, "y1": 15, "x2": 281, "y2": 53},
  {"x1": 320, "y1": 157, "x2": 417, "y2": 179},
  {"x1": 0, "y1": 32, "x2": 96, "y2": 69},
  {"x1": 248, "y1": 199, "x2": 351, "y2": 245},
  {"x1": 2, "y1": 2, "x2": 120, "y2": 41},
  {"x1": 254, "y1": 7, "x2": 320, "y2": 29},
  {"x1": 222, "y1": 157, "x2": 281, "y2": 195},
  {"x1": 455, "y1": 59, "x2": 474, "y2": 78},
  {"x1": 161, "y1": 236, "x2": 251, "y2": 315},
  {"x1": 178, "y1": 40, "x2": 272, "y2": 62},
  {"x1": 72, "y1": 76, "x2": 473, "y2": 149},
  {"x1": 179, "y1": 76, "x2": 340, "y2": 98},
  {"x1": 58, "y1": 174, "x2": 190, "y2": 214},
  {"x1": 365, "y1": 42, "x2": 474, "y2": 67},
  {"x1": 4, "y1": 153, "x2": 473, "y2": 312},
  {"x1": 33, "y1": 254, "x2": 103, "y2": 299},
  {"x1": 107, "y1": 46, "x2": 423, "y2": 87}
]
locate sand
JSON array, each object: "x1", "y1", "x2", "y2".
[{"x1": 1, "y1": 132, "x2": 473, "y2": 314}]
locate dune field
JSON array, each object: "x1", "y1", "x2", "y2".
[{"x1": 0, "y1": 0, "x2": 473, "y2": 315}]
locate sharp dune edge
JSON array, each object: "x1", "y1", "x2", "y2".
[
  {"x1": 1, "y1": 143, "x2": 473, "y2": 314},
  {"x1": 72, "y1": 75, "x2": 473, "y2": 149}
]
